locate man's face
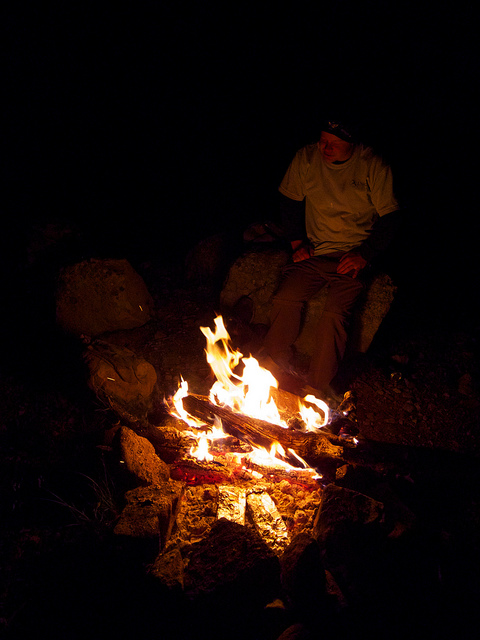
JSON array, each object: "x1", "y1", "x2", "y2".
[{"x1": 319, "y1": 131, "x2": 354, "y2": 163}]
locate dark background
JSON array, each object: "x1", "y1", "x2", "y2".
[{"x1": 3, "y1": 1, "x2": 477, "y2": 317}]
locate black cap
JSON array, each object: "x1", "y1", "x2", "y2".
[{"x1": 321, "y1": 120, "x2": 356, "y2": 143}]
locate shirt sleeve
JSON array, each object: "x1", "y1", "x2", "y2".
[{"x1": 368, "y1": 158, "x2": 400, "y2": 217}]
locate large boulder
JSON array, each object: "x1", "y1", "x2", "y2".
[
  {"x1": 56, "y1": 258, "x2": 154, "y2": 337},
  {"x1": 220, "y1": 248, "x2": 290, "y2": 326},
  {"x1": 84, "y1": 341, "x2": 157, "y2": 418}
]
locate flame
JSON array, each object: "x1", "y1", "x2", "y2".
[
  {"x1": 171, "y1": 382, "x2": 226, "y2": 459},
  {"x1": 201, "y1": 317, "x2": 285, "y2": 425},
  {"x1": 190, "y1": 434, "x2": 213, "y2": 462},
  {"x1": 247, "y1": 442, "x2": 304, "y2": 470},
  {"x1": 300, "y1": 394, "x2": 330, "y2": 431},
  {"x1": 170, "y1": 315, "x2": 330, "y2": 469}
]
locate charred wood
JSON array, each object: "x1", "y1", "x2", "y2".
[
  {"x1": 181, "y1": 393, "x2": 345, "y2": 468},
  {"x1": 170, "y1": 456, "x2": 236, "y2": 485}
]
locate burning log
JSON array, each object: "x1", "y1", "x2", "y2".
[
  {"x1": 170, "y1": 456, "x2": 236, "y2": 485},
  {"x1": 182, "y1": 392, "x2": 345, "y2": 469},
  {"x1": 171, "y1": 448, "x2": 322, "y2": 489},
  {"x1": 236, "y1": 456, "x2": 320, "y2": 488}
]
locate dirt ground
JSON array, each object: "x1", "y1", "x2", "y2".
[{"x1": 1, "y1": 253, "x2": 479, "y2": 639}]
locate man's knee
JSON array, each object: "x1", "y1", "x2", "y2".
[
  {"x1": 319, "y1": 308, "x2": 352, "y2": 326},
  {"x1": 323, "y1": 281, "x2": 364, "y2": 316}
]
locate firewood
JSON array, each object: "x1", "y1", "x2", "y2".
[
  {"x1": 170, "y1": 457, "x2": 236, "y2": 485},
  {"x1": 237, "y1": 457, "x2": 321, "y2": 488},
  {"x1": 181, "y1": 393, "x2": 345, "y2": 468}
]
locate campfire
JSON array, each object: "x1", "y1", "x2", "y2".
[
  {"x1": 43, "y1": 254, "x2": 475, "y2": 640},
  {"x1": 164, "y1": 315, "x2": 358, "y2": 554}
]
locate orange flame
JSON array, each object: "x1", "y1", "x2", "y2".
[{"x1": 171, "y1": 316, "x2": 329, "y2": 468}]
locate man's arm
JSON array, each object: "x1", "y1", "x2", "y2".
[
  {"x1": 358, "y1": 209, "x2": 402, "y2": 263},
  {"x1": 337, "y1": 209, "x2": 402, "y2": 277},
  {"x1": 278, "y1": 193, "x2": 315, "y2": 261},
  {"x1": 279, "y1": 193, "x2": 306, "y2": 242}
]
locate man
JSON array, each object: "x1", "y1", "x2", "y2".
[{"x1": 261, "y1": 119, "x2": 401, "y2": 402}]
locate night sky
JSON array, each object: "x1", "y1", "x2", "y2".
[{"x1": 4, "y1": 2, "x2": 477, "y2": 286}]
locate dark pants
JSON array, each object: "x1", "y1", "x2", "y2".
[{"x1": 262, "y1": 255, "x2": 365, "y2": 391}]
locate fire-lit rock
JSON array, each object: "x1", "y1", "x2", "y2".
[
  {"x1": 220, "y1": 248, "x2": 290, "y2": 327},
  {"x1": 183, "y1": 518, "x2": 280, "y2": 606},
  {"x1": 268, "y1": 480, "x2": 322, "y2": 536},
  {"x1": 171, "y1": 484, "x2": 219, "y2": 552},
  {"x1": 313, "y1": 483, "x2": 385, "y2": 610},
  {"x1": 114, "y1": 480, "x2": 184, "y2": 544},
  {"x1": 84, "y1": 341, "x2": 157, "y2": 417},
  {"x1": 217, "y1": 484, "x2": 246, "y2": 524},
  {"x1": 56, "y1": 258, "x2": 154, "y2": 337},
  {"x1": 184, "y1": 231, "x2": 234, "y2": 287},
  {"x1": 334, "y1": 463, "x2": 417, "y2": 539},
  {"x1": 247, "y1": 487, "x2": 290, "y2": 555},
  {"x1": 313, "y1": 484, "x2": 384, "y2": 549},
  {"x1": 149, "y1": 546, "x2": 184, "y2": 591},
  {"x1": 117, "y1": 425, "x2": 170, "y2": 487}
]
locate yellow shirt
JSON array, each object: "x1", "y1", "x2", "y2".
[{"x1": 279, "y1": 143, "x2": 399, "y2": 256}]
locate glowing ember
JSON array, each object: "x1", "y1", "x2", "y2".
[{"x1": 169, "y1": 315, "x2": 330, "y2": 469}]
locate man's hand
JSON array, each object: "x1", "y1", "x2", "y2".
[
  {"x1": 337, "y1": 251, "x2": 367, "y2": 278},
  {"x1": 291, "y1": 240, "x2": 314, "y2": 263}
]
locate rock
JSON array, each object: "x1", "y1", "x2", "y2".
[
  {"x1": 346, "y1": 272, "x2": 398, "y2": 353},
  {"x1": 220, "y1": 248, "x2": 290, "y2": 326},
  {"x1": 313, "y1": 484, "x2": 385, "y2": 609},
  {"x1": 117, "y1": 425, "x2": 170, "y2": 486},
  {"x1": 220, "y1": 249, "x2": 397, "y2": 355},
  {"x1": 276, "y1": 623, "x2": 314, "y2": 640},
  {"x1": 84, "y1": 341, "x2": 157, "y2": 417},
  {"x1": 149, "y1": 546, "x2": 184, "y2": 591},
  {"x1": 184, "y1": 518, "x2": 280, "y2": 607},
  {"x1": 114, "y1": 480, "x2": 184, "y2": 545},
  {"x1": 247, "y1": 489, "x2": 290, "y2": 556},
  {"x1": 171, "y1": 484, "x2": 219, "y2": 552},
  {"x1": 313, "y1": 484, "x2": 384, "y2": 551},
  {"x1": 56, "y1": 258, "x2": 154, "y2": 337},
  {"x1": 280, "y1": 533, "x2": 326, "y2": 615},
  {"x1": 185, "y1": 232, "x2": 243, "y2": 288},
  {"x1": 334, "y1": 466, "x2": 417, "y2": 539}
]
